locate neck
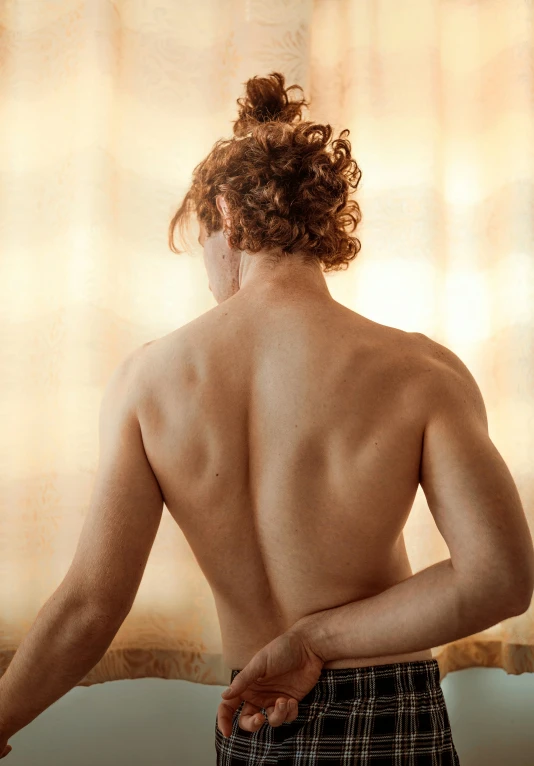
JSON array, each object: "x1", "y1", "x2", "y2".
[{"x1": 238, "y1": 249, "x2": 331, "y2": 299}]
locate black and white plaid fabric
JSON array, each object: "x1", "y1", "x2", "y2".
[{"x1": 215, "y1": 658, "x2": 460, "y2": 764}]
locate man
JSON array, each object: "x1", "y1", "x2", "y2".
[
  {"x1": 1, "y1": 72, "x2": 533, "y2": 763},
  {"x1": 196, "y1": 196, "x2": 534, "y2": 764}
]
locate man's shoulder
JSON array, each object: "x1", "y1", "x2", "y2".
[
  {"x1": 409, "y1": 332, "x2": 479, "y2": 383},
  {"x1": 409, "y1": 332, "x2": 457, "y2": 367},
  {"x1": 408, "y1": 332, "x2": 488, "y2": 426},
  {"x1": 134, "y1": 309, "x2": 219, "y2": 388},
  {"x1": 140, "y1": 308, "x2": 218, "y2": 358}
]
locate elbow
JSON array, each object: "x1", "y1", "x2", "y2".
[
  {"x1": 506, "y1": 588, "x2": 533, "y2": 617},
  {"x1": 468, "y1": 565, "x2": 534, "y2": 621},
  {"x1": 501, "y1": 565, "x2": 534, "y2": 617},
  {"x1": 493, "y1": 542, "x2": 534, "y2": 617},
  {"x1": 510, "y1": 580, "x2": 534, "y2": 616},
  {"x1": 517, "y1": 550, "x2": 534, "y2": 612}
]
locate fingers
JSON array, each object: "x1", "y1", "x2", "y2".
[
  {"x1": 221, "y1": 656, "x2": 267, "y2": 701},
  {"x1": 239, "y1": 701, "x2": 266, "y2": 732},
  {"x1": 218, "y1": 694, "x2": 300, "y2": 738},
  {"x1": 217, "y1": 694, "x2": 242, "y2": 738},
  {"x1": 241, "y1": 698, "x2": 299, "y2": 732},
  {"x1": 265, "y1": 698, "x2": 299, "y2": 727},
  {"x1": 218, "y1": 698, "x2": 265, "y2": 737}
]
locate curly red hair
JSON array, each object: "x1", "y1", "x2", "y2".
[{"x1": 168, "y1": 71, "x2": 363, "y2": 272}]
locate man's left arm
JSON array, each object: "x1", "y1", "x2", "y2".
[{"x1": 0, "y1": 344, "x2": 164, "y2": 742}]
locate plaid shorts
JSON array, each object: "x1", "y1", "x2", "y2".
[{"x1": 215, "y1": 659, "x2": 460, "y2": 765}]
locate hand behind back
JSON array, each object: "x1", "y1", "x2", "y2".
[{"x1": 217, "y1": 626, "x2": 325, "y2": 738}]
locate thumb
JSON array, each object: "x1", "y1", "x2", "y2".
[{"x1": 221, "y1": 652, "x2": 267, "y2": 699}]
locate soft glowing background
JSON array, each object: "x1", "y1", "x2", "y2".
[{"x1": 0, "y1": 0, "x2": 533, "y2": 693}]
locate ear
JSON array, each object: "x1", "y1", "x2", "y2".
[{"x1": 215, "y1": 194, "x2": 231, "y2": 227}]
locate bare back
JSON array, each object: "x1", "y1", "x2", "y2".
[{"x1": 138, "y1": 292, "x2": 434, "y2": 670}]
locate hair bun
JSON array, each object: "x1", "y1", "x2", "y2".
[{"x1": 233, "y1": 71, "x2": 309, "y2": 137}]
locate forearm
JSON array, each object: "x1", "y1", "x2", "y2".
[
  {"x1": 295, "y1": 558, "x2": 526, "y2": 663},
  {"x1": 0, "y1": 587, "x2": 122, "y2": 740}
]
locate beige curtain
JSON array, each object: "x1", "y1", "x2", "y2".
[{"x1": 1, "y1": 0, "x2": 532, "y2": 689}]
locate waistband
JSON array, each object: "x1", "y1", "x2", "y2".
[{"x1": 230, "y1": 659, "x2": 441, "y2": 705}]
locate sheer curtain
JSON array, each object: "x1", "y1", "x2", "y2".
[{"x1": 0, "y1": 0, "x2": 532, "y2": 688}]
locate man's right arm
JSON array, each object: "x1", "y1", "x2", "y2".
[{"x1": 293, "y1": 337, "x2": 534, "y2": 663}]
